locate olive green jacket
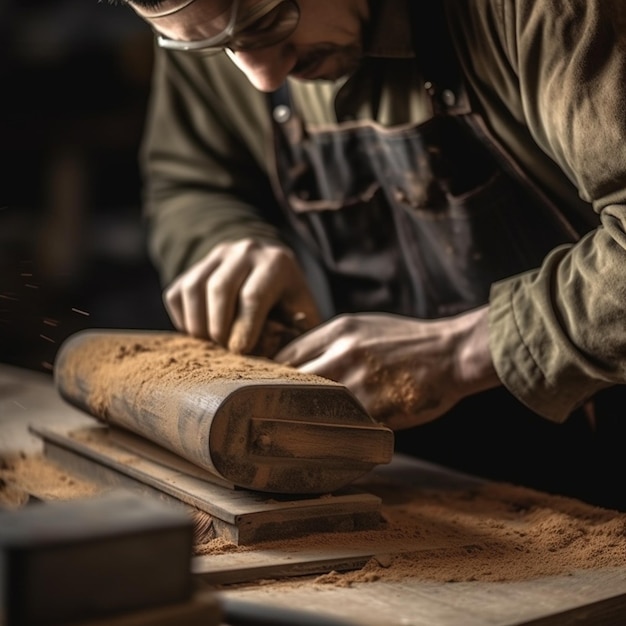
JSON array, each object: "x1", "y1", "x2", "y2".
[{"x1": 139, "y1": 0, "x2": 626, "y2": 423}]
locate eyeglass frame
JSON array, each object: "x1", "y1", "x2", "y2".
[{"x1": 155, "y1": 0, "x2": 299, "y2": 53}]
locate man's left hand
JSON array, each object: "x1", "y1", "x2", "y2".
[{"x1": 274, "y1": 308, "x2": 500, "y2": 429}]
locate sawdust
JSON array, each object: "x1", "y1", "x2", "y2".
[
  {"x1": 3, "y1": 453, "x2": 626, "y2": 584},
  {"x1": 362, "y1": 351, "x2": 433, "y2": 430},
  {"x1": 0, "y1": 454, "x2": 100, "y2": 509},
  {"x1": 198, "y1": 479, "x2": 626, "y2": 585},
  {"x1": 57, "y1": 331, "x2": 329, "y2": 417},
  {"x1": 194, "y1": 536, "x2": 240, "y2": 557}
]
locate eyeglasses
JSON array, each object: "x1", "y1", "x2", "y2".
[{"x1": 156, "y1": 0, "x2": 300, "y2": 54}]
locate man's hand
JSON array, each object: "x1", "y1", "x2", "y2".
[
  {"x1": 163, "y1": 239, "x2": 322, "y2": 354},
  {"x1": 275, "y1": 307, "x2": 501, "y2": 429}
]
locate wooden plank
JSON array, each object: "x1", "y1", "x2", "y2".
[
  {"x1": 214, "y1": 569, "x2": 626, "y2": 626},
  {"x1": 192, "y1": 543, "x2": 459, "y2": 586},
  {"x1": 0, "y1": 364, "x2": 97, "y2": 458},
  {"x1": 30, "y1": 424, "x2": 384, "y2": 546},
  {"x1": 109, "y1": 427, "x2": 235, "y2": 489},
  {"x1": 52, "y1": 329, "x2": 394, "y2": 494}
]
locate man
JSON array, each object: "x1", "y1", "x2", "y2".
[{"x1": 118, "y1": 0, "x2": 626, "y2": 509}]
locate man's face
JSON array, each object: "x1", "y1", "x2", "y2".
[{"x1": 132, "y1": 0, "x2": 370, "y2": 92}]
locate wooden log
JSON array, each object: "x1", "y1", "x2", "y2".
[{"x1": 53, "y1": 330, "x2": 394, "y2": 494}]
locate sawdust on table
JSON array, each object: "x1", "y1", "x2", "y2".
[
  {"x1": 0, "y1": 454, "x2": 100, "y2": 508},
  {"x1": 197, "y1": 477, "x2": 626, "y2": 585},
  {"x1": 2, "y1": 453, "x2": 626, "y2": 584}
]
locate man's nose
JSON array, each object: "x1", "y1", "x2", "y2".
[{"x1": 226, "y1": 46, "x2": 296, "y2": 92}]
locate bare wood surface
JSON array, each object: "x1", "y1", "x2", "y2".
[
  {"x1": 65, "y1": 592, "x2": 222, "y2": 626},
  {"x1": 248, "y1": 417, "x2": 393, "y2": 463},
  {"x1": 215, "y1": 569, "x2": 626, "y2": 626}
]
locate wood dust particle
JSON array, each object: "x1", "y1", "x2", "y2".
[
  {"x1": 195, "y1": 537, "x2": 240, "y2": 557},
  {"x1": 0, "y1": 454, "x2": 100, "y2": 508}
]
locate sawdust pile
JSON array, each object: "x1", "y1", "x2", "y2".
[
  {"x1": 55, "y1": 331, "x2": 334, "y2": 443},
  {"x1": 2, "y1": 454, "x2": 626, "y2": 584},
  {"x1": 57, "y1": 330, "x2": 327, "y2": 405},
  {"x1": 198, "y1": 478, "x2": 626, "y2": 584},
  {"x1": 0, "y1": 454, "x2": 100, "y2": 508}
]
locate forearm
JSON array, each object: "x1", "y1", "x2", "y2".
[{"x1": 455, "y1": 305, "x2": 501, "y2": 397}]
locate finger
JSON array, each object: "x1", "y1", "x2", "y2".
[
  {"x1": 227, "y1": 262, "x2": 286, "y2": 354},
  {"x1": 163, "y1": 284, "x2": 185, "y2": 331},
  {"x1": 163, "y1": 278, "x2": 207, "y2": 336},
  {"x1": 287, "y1": 337, "x2": 353, "y2": 380},
  {"x1": 179, "y1": 278, "x2": 209, "y2": 338},
  {"x1": 275, "y1": 316, "x2": 348, "y2": 364},
  {"x1": 228, "y1": 293, "x2": 273, "y2": 354},
  {"x1": 168, "y1": 255, "x2": 221, "y2": 338},
  {"x1": 205, "y1": 253, "x2": 251, "y2": 346}
]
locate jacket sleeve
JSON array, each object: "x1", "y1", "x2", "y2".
[
  {"x1": 473, "y1": 0, "x2": 626, "y2": 421},
  {"x1": 139, "y1": 46, "x2": 285, "y2": 286}
]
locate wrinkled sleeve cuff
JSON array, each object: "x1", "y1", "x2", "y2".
[{"x1": 489, "y1": 277, "x2": 577, "y2": 423}]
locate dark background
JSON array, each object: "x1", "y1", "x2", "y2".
[{"x1": 1, "y1": 0, "x2": 173, "y2": 373}]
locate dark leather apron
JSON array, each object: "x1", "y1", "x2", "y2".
[
  {"x1": 265, "y1": 1, "x2": 626, "y2": 510},
  {"x1": 266, "y1": 3, "x2": 584, "y2": 319}
]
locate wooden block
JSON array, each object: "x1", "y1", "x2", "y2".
[
  {"x1": 30, "y1": 424, "x2": 385, "y2": 546},
  {"x1": 0, "y1": 490, "x2": 194, "y2": 626},
  {"x1": 53, "y1": 330, "x2": 394, "y2": 494}
]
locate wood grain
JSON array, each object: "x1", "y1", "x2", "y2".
[{"x1": 53, "y1": 330, "x2": 394, "y2": 493}]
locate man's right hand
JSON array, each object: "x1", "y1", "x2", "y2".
[{"x1": 163, "y1": 238, "x2": 322, "y2": 354}]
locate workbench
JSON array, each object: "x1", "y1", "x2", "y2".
[{"x1": 3, "y1": 362, "x2": 626, "y2": 626}]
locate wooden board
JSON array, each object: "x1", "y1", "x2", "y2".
[
  {"x1": 214, "y1": 569, "x2": 626, "y2": 626},
  {"x1": 192, "y1": 541, "x2": 462, "y2": 586},
  {"x1": 53, "y1": 329, "x2": 394, "y2": 494},
  {"x1": 30, "y1": 423, "x2": 384, "y2": 546}
]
